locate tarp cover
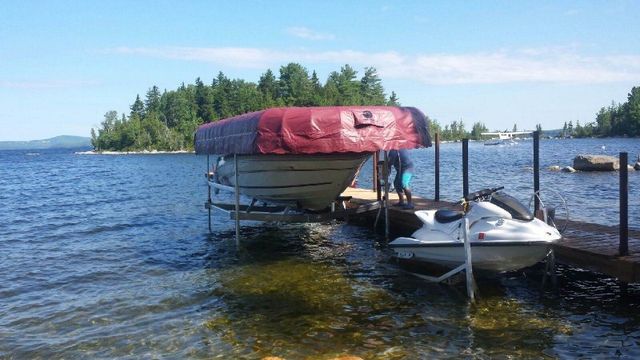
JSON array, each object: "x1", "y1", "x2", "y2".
[{"x1": 194, "y1": 106, "x2": 431, "y2": 155}]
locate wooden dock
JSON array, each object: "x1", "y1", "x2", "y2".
[
  {"x1": 556, "y1": 220, "x2": 640, "y2": 283},
  {"x1": 342, "y1": 187, "x2": 640, "y2": 283}
]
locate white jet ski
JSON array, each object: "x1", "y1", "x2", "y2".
[{"x1": 389, "y1": 187, "x2": 562, "y2": 272}]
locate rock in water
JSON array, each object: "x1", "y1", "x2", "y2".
[
  {"x1": 635, "y1": 162, "x2": 640, "y2": 171},
  {"x1": 548, "y1": 165, "x2": 561, "y2": 171},
  {"x1": 573, "y1": 154, "x2": 619, "y2": 171},
  {"x1": 562, "y1": 166, "x2": 576, "y2": 173}
]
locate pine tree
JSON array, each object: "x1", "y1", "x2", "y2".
[
  {"x1": 145, "y1": 86, "x2": 161, "y2": 115},
  {"x1": 336, "y1": 64, "x2": 360, "y2": 105},
  {"x1": 195, "y1": 77, "x2": 215, "y2": 122},
  {"x1": 278, "y1": 63, "x2": 313, "y2": 106},
  {"x1": 310, "y1": 70, "x2": 323, "y2": 105},
  {"x1": 429, "y1": 118, "x2": 442, "y2": 138},
  {"x1": 130, "y1": 95, "x2": 144, "y2": 119},
  {"x1": 624, "y1": 86, "x2": 640, "y2": 136},
  {"x1": 322, "y1": 71, "x2": 340, "y2": 105},
  {"x1": 387, "y1": 91, "x2": 400, "y2": 106},
  {"x1": 90, "y1": 128, "x2": 98, "y2": 149},
  {"x1": 360, "y1": 67, "x2": 385, "y2": 105},
  {"x1": 258, "y1": 69, "x2": 278, "y2": 106},
  {"x1": 213, "y1": 72, "x2": 233, "y2": 119},
  {"x1": 471, "y1": 122, "x2": 488, "y2": 140}
]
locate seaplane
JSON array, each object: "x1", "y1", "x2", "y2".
[{"x1": 481, "y1": 131, "x2": 531, "y2": 146}]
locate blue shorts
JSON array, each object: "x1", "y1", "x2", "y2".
[{"x1": 394, "y1": 170, "x2": 413, "y2": 191}]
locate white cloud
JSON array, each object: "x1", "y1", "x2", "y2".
[
  {"x1": 285, "y1": 27, "x2": 335, "y2": 41},
  {"x1": 109, "y1": 46, "x2": 640, "y2": 85}
]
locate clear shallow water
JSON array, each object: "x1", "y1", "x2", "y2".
[{"x1": 0, "y1": 139, "x2": 639, "y2": 359}]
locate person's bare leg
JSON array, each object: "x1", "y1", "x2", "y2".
[
  {"x1": 404, "y1": 188, "x2": 413, "y2": 206},
  {"x1": 396, "y1": 191, "x2": 405, "y2": 205}
]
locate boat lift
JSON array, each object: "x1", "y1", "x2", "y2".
[
  {"x1": 204, "y1": 153, "x2": 390, "y2": 247},
  {"x1": 402, "y1": 218, "x2": 477, "y2": 301}
]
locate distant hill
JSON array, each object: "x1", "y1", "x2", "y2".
[{"x1": 0, "y1": 135, "x2": 92, "y2": 150}]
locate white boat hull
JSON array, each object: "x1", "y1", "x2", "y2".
[
  {"x1": 391, "y1": 238, "x2": 552, "y2": 272},
  {"x1": 214, "y1": 153, "x2": 369, "y2": 210}
]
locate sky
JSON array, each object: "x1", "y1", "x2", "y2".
[{"x1": 1, "y1": 0, "x2": 640, "y2": 141}]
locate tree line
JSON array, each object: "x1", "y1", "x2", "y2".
[
  {"x1": 429, "y1": 119, "x2": 488, "y2": 141},
  {"x1": 91, "y1": 63, "x2": 400, "y2": 151},
  {"x1": 427, "y1": 85, "x2": 640, "y2": 141},
  {"x1": 427, "y1": 120, "x2": 543, "y2": 141},
  {"x1": 561, "y1": 86, "x2": 640, "y2": 138}
]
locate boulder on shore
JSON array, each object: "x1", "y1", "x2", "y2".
[{"x1": 573, "y1": 154, "x2": 619, "y2": 171}]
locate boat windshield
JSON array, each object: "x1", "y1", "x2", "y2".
[{"x1": 490, "y1": 192, "x2": 534, "y2": 221}]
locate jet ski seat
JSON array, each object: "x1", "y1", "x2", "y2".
[{"x1": 434, "y1": 209, "x2": 465, "y2": 223}]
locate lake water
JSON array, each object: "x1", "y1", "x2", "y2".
[{"x1": 1, "y1": 138, "x2": 639, "y2": 359}]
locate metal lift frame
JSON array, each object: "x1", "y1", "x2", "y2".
[{"x1": 205, "y1": 153, "x2": 388, "y2": 246}]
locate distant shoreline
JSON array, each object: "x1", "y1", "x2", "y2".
[{"x1": 76, "y1": 150, "x2": 194, "y2": 155}]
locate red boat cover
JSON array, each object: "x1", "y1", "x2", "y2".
[{"x1": 194, "y1": 106, "x2": 431, "y2": 155}]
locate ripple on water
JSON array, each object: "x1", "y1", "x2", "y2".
[{"x1": 1, "y1": 145, "x2": 640, "y2": 358}]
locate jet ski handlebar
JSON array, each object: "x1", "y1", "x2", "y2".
[{"x1": 463, "y1": 186, "x2": 504, "y2": 202}]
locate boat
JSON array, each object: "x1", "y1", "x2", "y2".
[
  {"x1": 211, "y1": 153, "x2": 369, "y2": 210},
  {"x1": 389, "y1": 187, "x2": 562, "y2": 272},
  {"x1": 195, "y1": 106, "x2": 432, "y2": 211},
  {"x1": 481, "y1": 131, "x2": 531, "y2": 146}
]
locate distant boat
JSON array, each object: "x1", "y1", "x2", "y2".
[{"x1": 481, "y1": 131, "x2": 531, "y2": 146}]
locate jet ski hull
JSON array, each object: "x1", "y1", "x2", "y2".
[{"x1": 390, "y1": 238, "x2": 553, "y2": 272}]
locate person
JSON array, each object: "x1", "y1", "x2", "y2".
[{"x1": 388, "y1": 149, "x2": 415, "y2": 209}]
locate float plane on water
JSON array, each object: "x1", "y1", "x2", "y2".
[{"x1": 481, "y1": 131, "x2": 532, "y2": 146}]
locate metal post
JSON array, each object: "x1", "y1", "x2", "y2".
[
  {"x1": 383, "y1": 151, "x2": 390, "y2": 241},
  {"x1": 620, "y1": 152, "x2": 628, "y2": 256},
  {"x1": 435, "y1": 133, "x2": 440, "y2": 202},
  {"x1": 462, "y1": 217, "x2": 475, "y2": 301},
  {"x1": 373, "y1": 151, "x2": 380, "y2": 200},
  {"x1": 207, "y1": 154, "x2": 212, "y2": 233},
  {"x1": 234, "y1": 154, "x2": 241, "y2": 247},
  {"x1": 533, "y1": 131, "x2": 540, "y2": 214},
  {"x1": 462, "y1": 139, "x2": 469, "y2": 198}
]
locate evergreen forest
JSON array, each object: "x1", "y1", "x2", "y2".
[
  {"x1": 91, "y1": 62, "x2": 640, "y2": 151},
  {"x1": 560, "y1": 86, "x2": 640, "y2": 138},
  {"x1": 91, "y1": 63, "x2": 401, "y2": 151}
]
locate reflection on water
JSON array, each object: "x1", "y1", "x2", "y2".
[
  {"x1": 1, "y1": 145, "x2": 640, "y2": 358},
  {"x1": 197, "y1": 224, "x2": 637, "y2": 359}
]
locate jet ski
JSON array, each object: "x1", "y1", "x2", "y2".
[{"x1": 389, "y1": 187, "x2": 562, "y2": 272}]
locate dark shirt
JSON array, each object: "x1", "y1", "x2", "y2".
[{"x1": 389, "y1": 149, "x2": 414, "y2": 173}]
